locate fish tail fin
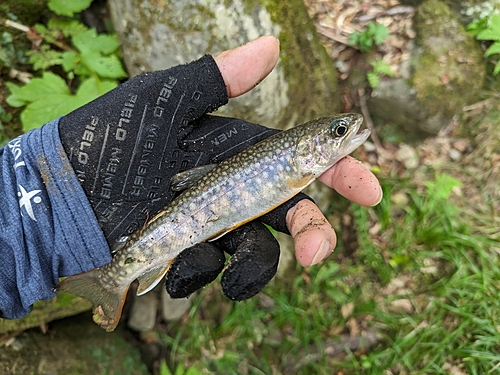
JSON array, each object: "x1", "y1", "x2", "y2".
[{"x1": 54, "y1": 269, "x2": 129, "y2": 332}]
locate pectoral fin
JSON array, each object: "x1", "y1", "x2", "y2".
[
  {"x1": 136, "y1": 264, "x2": 171, "y2": 295},
  {"x1": 286, "y1": 173, "x2": 314, "y2": 189},
  {"x1": 111, "y1": 236, "x2": 129, "y2": 254}
]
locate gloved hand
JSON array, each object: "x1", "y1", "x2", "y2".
[
  {"x1": 58, "y1": 44, "x2": 310, "y2": 301},
  {"x1": 58, "y1": 36, "x2": 383, "y2": 301}
]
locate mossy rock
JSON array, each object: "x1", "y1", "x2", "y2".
[
  {"x1": 0, "y1": 312, "x2": 148, "y2": 375},
  {"x1": 412, "y1": 0, "x2": 485, "y2": 130},
  {"x1": 0, "y1": 292, "x2": 91, "y2": 334},
  {"x1": 369, "y1": 0, "x2": 485, "y2": 140},
  {"x1": 399, "y1": 0, "x2": 495, "y2": 24},
  {"x1": 108, "y1": 0, "x2": 339, "y2": 129}
]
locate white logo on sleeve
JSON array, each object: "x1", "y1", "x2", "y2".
[{"x1": 18, "y1": 185, "x2": 42, "y2": 221}]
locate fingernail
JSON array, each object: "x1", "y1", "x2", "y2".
[
  {"x1": 310, "y1": 239, "x2": 331, "y2": 266},
  {"x1": 371, "y1": 187, "x2": 383, "y2": 206}
]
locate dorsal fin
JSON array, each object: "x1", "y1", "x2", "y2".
[{"x1": 170, "y1": 164, "x2": 218, "y2": 191}]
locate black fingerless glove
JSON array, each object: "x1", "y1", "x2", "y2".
[
  {"x1": 58, "y1": 55, "x2": 312, "y2": 301},
  {"x1": 59, "y1": 55, "x2": 228, "y2": 244}
]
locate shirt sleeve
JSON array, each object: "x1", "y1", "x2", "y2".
[{"x1": 0, "y1": 118, "x2": 111, "y2": 319}]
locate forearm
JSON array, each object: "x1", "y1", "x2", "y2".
[{"x1": 0, "y1": 118, "x2": 110, "y2": 319}]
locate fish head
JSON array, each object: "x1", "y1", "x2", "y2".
[{"x1": 294, "y1": 113, "x2": 371, "y2": 176}]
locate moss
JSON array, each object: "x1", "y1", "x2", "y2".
[
  {"x1": 262, "y1": 0, "x2": 340, "y2": 125},
  {"x1": 0, "y1": 292, "x2": 92, "y2": 333},
  {"x1": 412, "y1": 0, "x2": 485, "y2": 121},
  {"x1": 0, "y1": 312, "x2": 149, "y2": 375}
]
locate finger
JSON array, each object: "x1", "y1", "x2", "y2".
[
  {"x1": 165, "y1": 243, "x2": 225, "y2": 298},
  {"x1": 286, "y1": 199, "x2": 337, "y2": 267},
  {"x1": 214, "y1": 35, "x2": 280, "y2": 98},
  {"x1": 220, "y1": 222, "x2": 280, "y2": 300},
  {"x1": 317, "y1": 156, "x2": 383, "y2": 207}
]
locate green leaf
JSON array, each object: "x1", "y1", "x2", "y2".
[
  {"x1": 485, "y1": 41, "x2": 500, "y2": 57},
  {"x1": 0, "y1": 32, "x2": 16, "y2": 68},
  {"x1": 75, "y1": 76, "x2": 117, "y2": 98},
  {"x1": 47, "y1": 19, "x2": 87, "y2": 38},
  {"x1": 476, "y1": 14, "x2": 500, "y2": 41},
  {"x1": 184, "y1": 367, "x2": 204, "y2": 375},
  {"x1": 370, "y1": 60, "x2": 395, "y2": 76},
  {"x1": 73, "y1": 29, "x2": 121, "y2": 55},
  {"x1": 0, "y1": 104, "x2": 12, "y2": 123},
  {"x1": 34, "y1": 24, "x2": 56, "y2": 44},
  {"x1": 5, "y1": 82, "x2": 25, "y2": 107},
  {"x1": 348, "y1": 31, "x2": 360, "y2": 47},
  {"x1": 372, "y1": 23, "x2": 390, "y2": 45},
  {"x1": 493, "y1": 62, "x2": 500, "y2": 76},
  {"x1": 7, "y1": 73, "x2": 69, "y2": 106},
  {"x1": 159, "y1": 360, "x2": 173, "y2": 375},
  {"x1": 92, "y1": 34, "x2": 121, "y2": 55},
  {"x1": 20, "y1": 93, "x2": 79, "y2": 131},
  {"x1": 48, "y1": 0, "x2": 93, "y2": 17},
  {"x1": 74, "y1": 63, "x2": 92, "y2": 77},
  {"x1": 80, "y1": 50, "x2": 127, "y2": 78},
  {"x1": 425, "y1": 173, "x2": 461, "y2": 201},
  {"x1": 466, "y1": 18, "x2": 488, "y2": 37},
  {"x1": 61, "y1": 51, "x2": 79, "y2": 72},
  {"x1": 27, "y1": 46, "x2": 64, "y2": 70},
  {"x1": 367, "y1": 72, "x2": 380, "y2": 89},
  {"x1": 6, "y1": 73, "x2": 117, "y2": 131}
]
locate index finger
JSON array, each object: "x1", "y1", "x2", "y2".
[{"x1": 317, "y1": 156, "x2": 382, "y2": 206}]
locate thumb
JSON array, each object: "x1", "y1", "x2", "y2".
[{"x1": 214, "y1": 36, "x2": 280, "y2": 98}]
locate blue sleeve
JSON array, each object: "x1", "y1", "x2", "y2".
[{"x1": 0, "y1": 118, "x2": 112, "y2": 319}]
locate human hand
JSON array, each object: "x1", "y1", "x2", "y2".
[{"x1": 58, "y1": 36, "x2": 382, "y2": 300}]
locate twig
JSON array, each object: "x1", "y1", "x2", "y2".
[
  {"x1": 316, "y1": 24, "x2": 350, "y2": 45},
  {"x1": 3, "y1": 19, "x2": 30, "y2": 33},
  {"x1": 358, "y1": 87, "x2": 383, "y2": 150},
  {"x1": 356, "y1": 6, "x2": 415, "y2": 23},
  {"x1": 8, "y1": 68, "x2": 32, "y2": 84},
  {"x1": 462, "y1": 98, "x2": 495, "y2": 112},
  {"x1": 3, "y1": 17, "x2": 72, "y2": 52}
]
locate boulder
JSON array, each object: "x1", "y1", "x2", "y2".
[{"x1": 368, "y1": 0, "x2": 485, "y2": 139}]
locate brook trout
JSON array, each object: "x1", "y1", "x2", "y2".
[{"x1": 55, "y1": 113, "x2": 370, "y2": 331}]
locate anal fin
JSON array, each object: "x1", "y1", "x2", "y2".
[{"x1": 136, "y1": 264, "x2": 171, "y2": 295}]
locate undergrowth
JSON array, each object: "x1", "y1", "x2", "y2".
[
  {"x1": 159, "y1": 172, "x2": 500, "y2": 374},
  {"x1": 3, "y1": 0, "x2": 126, "y2": 132}
]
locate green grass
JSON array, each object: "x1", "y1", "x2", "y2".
[{"x1": 158, "y1": 172, "x2": 500, "y2": 374}]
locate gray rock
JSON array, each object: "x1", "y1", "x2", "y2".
[
  {"x1": 368, "y1": 0, "x2": 485, "y2": 140},
  {"x1": 127, "y1": 292, "x2": 158, "y2": 332},
  {"x1": 161, "y1": 289, "x2": 194, "y2": 321}
]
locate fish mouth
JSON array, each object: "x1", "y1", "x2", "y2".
[{"x1": 343, "y1": 115, "x2": 371, "y2": 155}]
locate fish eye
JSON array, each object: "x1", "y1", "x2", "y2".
[{"x1": 333, "y1": 122, "x2": 348, "y2": 137}]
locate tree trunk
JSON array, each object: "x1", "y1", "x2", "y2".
[{"x1": 108, "y1": 0, "x2": 340, "y2": 129}]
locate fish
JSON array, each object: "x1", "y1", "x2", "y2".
[{"x1": 54, "y1": 113, "x2": 370, "y2": 331}]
